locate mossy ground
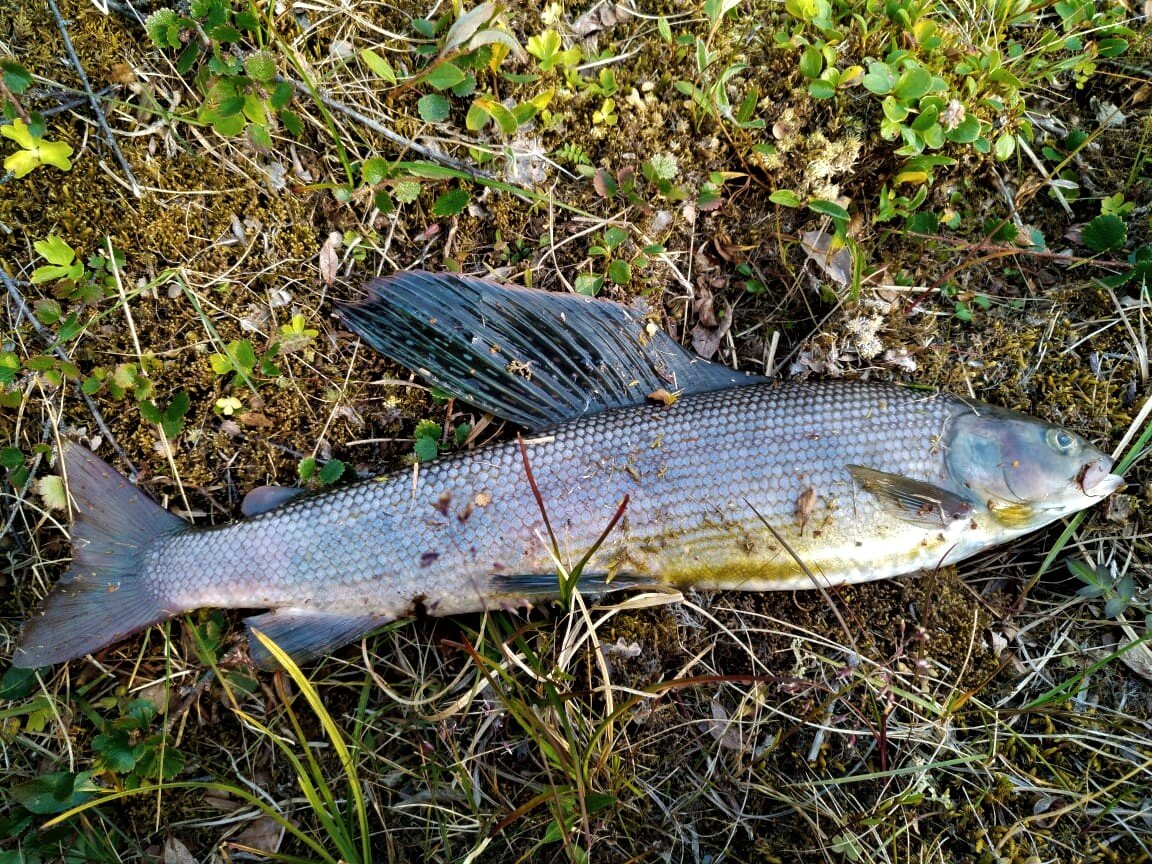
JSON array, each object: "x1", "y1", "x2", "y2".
[{"x1": 2, "y1": 1, "x2": 1151, "y2": 862}]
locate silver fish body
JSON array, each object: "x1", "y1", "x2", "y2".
[{"x1": 13, "y1": 273, "x2": 1124, "y2": 667}]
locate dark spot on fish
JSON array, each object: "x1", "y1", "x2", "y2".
[
  {"x1": 407, "y1": 594, "x2": 428, "y2": 617},
  {"x1": 420, "y1": 551, "x2": 440, "y2": 567},
  {"x1": 434, "y1": 491, "x2": 452, "y2": 516},
  {"x1": 458, "y1": 501, "x2": 474, "y2": 523},
  {"x1": 796, "y1": 486, "x2": 817, "y2": 520}
]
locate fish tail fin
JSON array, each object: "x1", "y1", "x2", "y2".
[{"x1": 13, "y1": 441, "x2": 188, "y2": 668}]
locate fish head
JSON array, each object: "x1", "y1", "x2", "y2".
[{"x1": 945, "y1": 407, "x2": 1124, "y2": 528}]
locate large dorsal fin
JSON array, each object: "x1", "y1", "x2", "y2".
[{"x1": 338, "y1": 271, "x2": 764, "y2": 428}]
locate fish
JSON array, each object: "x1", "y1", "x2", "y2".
[{"x1": 12, "y1": 271, "x2": 1125, "y2": 668}]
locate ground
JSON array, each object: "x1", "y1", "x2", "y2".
[{"x1": 1, "y1": 1, "x2": 1151, "y2": 862}]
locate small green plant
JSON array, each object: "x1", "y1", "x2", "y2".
[
  {"x1": 210, "y1": 338, "x2": 281, "y2": 388},
  {"x1": 31, "y1": 235, "x2": 123, "y2": 305},
  {"x1": 526, "y1": 30, "x2": 581, "y2": 73},
  {"x1": 298, "y1": 455, "x2": 347, "y2": 487},
  {"x1": 91, "y1": 698, "x2": 185, "y2": 787},
  {"x1": 411, "y1": 418, "x2": 471, "y2": 462},
  {"x1": 1070, "y1": 559, "x2": 1139, "y2": 621},
  {"x1": 2, "y1": 117, "x2": 73, "y2": 178},
  {"x1": 766, "y1": 0, "x2": 1133, "y2": 223},
  {"x1": 145, "y1": 1, "x2": 301, "y2": 146},
  {"x1": 673, "y1": 29, "x2": 764, "y2": 133}
]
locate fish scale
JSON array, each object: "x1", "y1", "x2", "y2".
[{"x1": 13, "y1": 272, "x2": 1122, "y2": 667}]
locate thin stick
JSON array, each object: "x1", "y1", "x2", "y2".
[{"x1": 46, "y1": 0, "x2": 141, "y2": 196}]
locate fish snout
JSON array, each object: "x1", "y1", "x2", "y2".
[{"x1": 1078, "y1": 458, "x2": 1124, "y2": 498}]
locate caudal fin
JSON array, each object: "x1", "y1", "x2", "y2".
[{"x1": 13, "y1": 441, "x2": 188, "y2": 667}]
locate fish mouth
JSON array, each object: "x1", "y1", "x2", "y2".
[{"x1": 1078, "y1": 459, "x2": 1125, "y2": 498}]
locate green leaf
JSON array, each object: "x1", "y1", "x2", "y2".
[
  {"x1": 993, "y1": 131, "x2": 1016, "y2": 160},
  {"x1": 248, "y1": 122, "x2": 272, "y2": 150},
  {"x1": 607, "y1": 259, "x2": 632, "y2": 285},
  {"x1": 161, "y1": 390, "x2": 190, "y2": 438},
  {"x1": 269, "y1": 80, "x2": 294, "y2": 109},
  {"x1": 484, "y1": 100, "x2": 519, "y2": 134},
  {"x1": 893, "y1": 66, "x2": 932, "y2": 101},
  {"x1": 298, "y1": 456, "x2": 316, "y2": 481},
  {"x1": 1, "y1": 60, "x2": 33, "y2": 93},
  {"x1": 423, "y1": 61, "x2": 466, "y2": 90},
  {"x1": 9, "y1": 771, "x2": 99, "y2": 814},
  {"x1": 417, "y1": 93, "x2": 451, "y2": 122},
  {"x1": 769, "y1": 189, "x2": 802, "y2": 207},
  {"x1": 799, "y1": 45, "x2": 823, "y2": 79},
  {"x1": 861, "y1": 61, "x2": 896, "y2": 95},
  {"x1": 34, "y1": 234, "x2": 76, "y2": 267},
  {"x1": 319, "y1": 458, "x2": 345, "y2": 485},
  {"x1": 360, "y1": 48, "x2": 397, "y2": 83},
  {"x1": 808, "y1": 78, "x2": 836, "y2": 99},
  {"x1": 432, "y1": 187, "x2": 469, "y2": 216},
  {"x1": 807, "y1": 198, "x2": 850, "y2": 221},
  {"x1": 944, "y1": 114, "x2": 980, "y2": 144},
  {"x1": 1082, "y1": 214, "x2": 1127, "y2": 253},
  {"x1": 94, "y1": 729, "x2": 141, "y2": 773},
  {"x1": 414, "y1": 436, "x2": 439, "y2": 462},
  {"x1": 573, "y1": 273, "x2": 604, "y2": 296},
  {"x1": 465, "y1": 101, "x2": 490, "y2": 131},
  {"x1": 0, "y1": 446, "x2": 24, "y2": 468},
  {"x1": 362, "y1": 157, "x2": 389, "y2": 185},
  {"x1": 0, "y1": 665, "x2": 39, "y2": 698},
  {"x1": 280, "y1": 110, "x2": 303, "y2": 137},
  {"x1": 34, "y1": 298, "x2": 61, "y2": 324},
  {"x1": 602, "y1": 226, "x2": 629, "y2": 249}
]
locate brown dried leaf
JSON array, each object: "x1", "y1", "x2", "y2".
[
  {"x1": 800, "y1": 228, "x2": 854, "y2": 287},
  {"x1": 238, "y1": 412, "x2": 273, "y2": 428},
  {"x1": 163, "y1": 836, "x2": 197, "y2": 864},
  {"x1": 229, "y1": 815, "x2": 284, "y2": 856},
  {"x1": 318, "y1": 231, "x2": 342, "y2": 285}
]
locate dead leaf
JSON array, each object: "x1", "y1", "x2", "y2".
[
  {"x1": 318, "y1": 231, "x2": 342, "y2": 285},
  {"x1": 800, "y1": 228, "x2": 854, "y2": 287},
  {"x1": 693, "y1": 281, "x2": 719, "y2": 328},
  {"x1": 1117, "y1": 623, "x2": 1152, "y2": 682},
  {"x1": 163, "y1": 836, "x2": 197, "y2": 864},
  {"x1": 690, "y1": 302, "x2": 732, "y2": 360},
  {"x1": 647, "y1": 388, "x2": 678, "y2": 406},
  {"x1": 712, "y1": 232, "x2": 754, "y2": 264},
  {"x1": 228, "y1": 814, "x2": 284, "y2": 856},
  {"x1": 702, "y1": 700, "x2": 746, "y2": 752},
  {"x1": 238, "y1": 412, "x2": 273, "y2": 428}
]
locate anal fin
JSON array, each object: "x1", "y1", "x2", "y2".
[
  {"x1": 847, "y1": 465, "x2": 973, "y2": 528},
  {"x1": 245, "y1": 609, "x2": 392, "y2": 667}
]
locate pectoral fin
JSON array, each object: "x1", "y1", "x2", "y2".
[
  {"x1": 245, "y1": 609, "x2": 392, "y2": 667},
  {"x1": 847, "y1": 465, "x2": 972, "y2": 528}
]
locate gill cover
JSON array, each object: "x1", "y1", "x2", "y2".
[{"x1": 944, "y1": 405, "x2": 1122, "y2": 527}]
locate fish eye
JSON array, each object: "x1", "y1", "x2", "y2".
[{"x1": 1045, "y1": 428, "x2": 1079, "y2": 455}]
